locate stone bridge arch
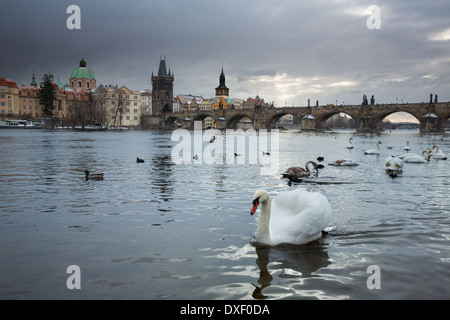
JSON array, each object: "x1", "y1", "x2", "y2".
[
  {"x1": 193, "y1": 113, "x2": 216, "y2": 129},
  {"x1": 266, "y1": 112, "x2": 302, "y2": 129},
  {"x1": 164, "y1": 116, "x2": 180, "y2": 129},
  {"x1": 372, "y1": 109, "x2": 421, "y2": 130},
  {"x1": 438, "y1": 113, "x2": 450, "y2": 129},
  {"x1": 226, "y1": 114, "x2": 253, "y2": 129},
  {"x1": 313, "y1": 110, "x2": 359, "y2": 131}
]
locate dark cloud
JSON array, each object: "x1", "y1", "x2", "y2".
[{"x1": 1, "y1": 0, "x2": 449, "y2": 105}]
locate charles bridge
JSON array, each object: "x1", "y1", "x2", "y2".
[{"x1": 153, "y1": 102, "x2": 450, "y2": 133}]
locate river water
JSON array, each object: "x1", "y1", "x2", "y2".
[{"x1": 0, "y1": 128, "x2": 449, "y2": 300}]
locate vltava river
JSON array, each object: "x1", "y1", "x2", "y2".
[{"x1": 0, "y1": 128, "x2": 449, "y2": 299}]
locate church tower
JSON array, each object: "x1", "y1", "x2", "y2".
[
  {"x1": 212, "y1": 66, "x2": 230, "y2": 110},
  {"x1": 152, "y1": 56, "x2": 174, "y2": 115},
  {"x1": 215, "y1": 66, "x2": 229, "y2": 99}
]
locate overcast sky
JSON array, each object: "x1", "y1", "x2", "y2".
[{"x1": 1, "y1": 0, "x2": 450, "y2": 108}]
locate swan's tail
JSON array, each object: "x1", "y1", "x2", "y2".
[{"x1": 323, "y1": 226, "x2": 335, "y2": 234}]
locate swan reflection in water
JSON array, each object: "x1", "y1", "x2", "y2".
[{"x1": 251, "y1": 242, "x2": 331, "y2": 299}]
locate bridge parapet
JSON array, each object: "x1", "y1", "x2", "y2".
[{"x1": 156, "y1": 102, "x2": 449, "y2": 133}]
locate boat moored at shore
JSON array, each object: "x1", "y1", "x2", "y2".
[{"x1": 0, "y1": 119, "x2": 44, "y2": 129}]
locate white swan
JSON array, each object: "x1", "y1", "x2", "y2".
[
  {"x1": 385, "y1": 156, "x2": 403, "y2": 172},
  {"x1": 250, "y1": 189, "x2": 332, "y2": 245},
  {"x1": 347, "y1": 137, "x2": 354, "y2": 149},
  {"x1": 281, "y1": 161, "x2": 318, "y2": 179},
  {"x1": 364, "y1": 141, "x2": 382, "y2": 155},
  {"x1": 328, "y1": 159, "x2": 359, "y2": 166},
  {"x1": 399, "y1": 150, "x2": 430, "y2": 163},
  {"x1": 431, "y1": 145, "x2": 447, "y2": 160},
  {"x1": 404, "y1": 141, "x2": 411, "y2": 151}
]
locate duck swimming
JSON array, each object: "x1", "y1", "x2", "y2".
[
  {"x1": 136, "y1": 157, "x2": 145, "y2": 163},
  {"x1": 84, "y1": 170, "x2": 104, "y2": 181}
]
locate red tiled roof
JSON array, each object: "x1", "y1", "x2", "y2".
[{"x1": 0, "y1": 78, "x2": 18, "y2": 88}]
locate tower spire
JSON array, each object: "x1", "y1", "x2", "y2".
[
  {"x1": 215, "y1": 65, "x2": 229, "y2": 99},
  {"x1": 31, "y1": 69, "x2": 37, "y2": 87},
  {"x1": 156, "y1": 55, "x2": 173, "y2": 78}
]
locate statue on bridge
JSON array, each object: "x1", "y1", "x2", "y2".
[
  {"x1": 362, "y1": 95, "x2": 368, "y2": 106},
  {"x1": 430, "y1": 93, "x2": 438, "y2": 104},
  {"x1": 370, "y1": 95, "x2": 375, "y2": 105}
]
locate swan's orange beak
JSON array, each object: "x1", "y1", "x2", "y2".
[{"x1": 251, "y1": 198, "x2": 259, "y2": 215}]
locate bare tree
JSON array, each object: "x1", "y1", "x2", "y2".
[{"x1": 67, "y1": 100, "x2": 90, "y2": 128}]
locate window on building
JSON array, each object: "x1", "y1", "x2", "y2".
[{"x1": 78, "y1": 81, "x2": 82, "y2": 88}]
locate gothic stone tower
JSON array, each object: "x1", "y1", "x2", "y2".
[
  {"x1": 152, "y1": 56, "x2": 174, "y2": 115},
  {"x1": 215, "y1": 66, "x2": 229, "y2": 99}
]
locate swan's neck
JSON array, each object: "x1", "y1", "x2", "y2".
[
  {"x1": 376, "y1": 142, "x2": 380, "y2": 151},
  {"x1": 305, "y1": 161, "x2": 317, "y2": 173},
  {"x1": 255, "y1": 200, "x2": 271, "y2": 244}
]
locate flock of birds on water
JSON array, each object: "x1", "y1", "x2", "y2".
[
  {"x1": 83, "y1": 136, "x2": 447, "y2": 247},
  {"x1": 281, "y1": 137, "x2": 447, "y2": 181},
  {"x1": 250, "y1": 138, "x2": 447, "y2": 246}
]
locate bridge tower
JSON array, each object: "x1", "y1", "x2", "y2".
[
  {"x1": 213, "y1": 66, "x2": 230, "y2": 110},
  {"x1": 215, "y1": 66, "x2": 229, "y2": 99},
  {"x1": 152, "y1": 56, "x2": 174, "y2": 115}
]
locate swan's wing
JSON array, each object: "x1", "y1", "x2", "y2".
[
  {"x1": 270, "y1": 189, "x2": 332, "y2": 245},
  {"x1": 284, "y1": 167, "x2": 306, "y2": 174},
  {"x1": 393, "y1": 157, "x2": 403, "y2": 167},
  {"x1": 283, "y1": 167, "x2": 309, "y2": 178},
  {"x1": 341, "y1": 160, "x2": 359, "y2": 166},
  {"x1": 271, "y1": 189, "x2": 303, "y2": 218}
]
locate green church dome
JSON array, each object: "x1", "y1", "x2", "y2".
[{"x1": 70, "y1": 58, "x2": 95, "y2": 80}]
